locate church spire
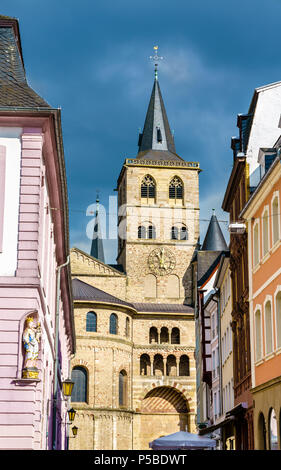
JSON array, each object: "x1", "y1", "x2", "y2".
[
  {"x1": 90, "y1": 196, "x2": 105, "y2": 263},
  {"x1": 137, "y1": 47, "x2": 182, "y2": 161}
]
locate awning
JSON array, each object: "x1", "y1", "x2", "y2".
[{"x1": 199, "y1": 417, "x2": 235, "y2": 436}]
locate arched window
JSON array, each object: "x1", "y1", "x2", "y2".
[
  {"x1": 276, "y1": 291, "x2": 281, "y2": 349},
  {"x1": 171, "y1": 327, "x2": 180, "y2": 344},
  {"x1": 272, "y1": 195, "x2": 280, "y2": 245},
  {"x1": 171, "y1": 225, "x2": 188, "y2": 240},
  {"x1": 149, "y1": 327, "x2": 158, "y2": 344},
  {"x1": 268, "y1": 408, "x2": 278, "y2": 450},
  {"x1": 153, "y1": 354, "x2": 164, "y2": 376},
  {"x1": 71, "y1": 366, "x2": 87, "y2": 403},
  {"x1": 255, "y1": 309, "x2": 262, "y2": 361},
  {"x1": 171, "y1": 226, "x2": 178, "y2": 240},
  {"x1": 179, "y1": 355, "x2": 190, "y2": 376},
  {"x1": 138, "y1": 225, "x2": 146, "y2": 239},
  {"x1": 160, "y1": 327, "x2": 169, "y2": 344},
  {"x1": 140, "y1": 354, "x2": 151, "y2": 376},
  {"x1": 119, "y1": 370, "x2": 128, "y2": 407},
  {"x1": 138, "y1": 223, "x2": 156, "y2": 239},
  {"x1": 167, "y1": 355, "x2": 177, "y2": 376},
  {"x1": 141, "y1": 175, "x2": 156, "y2": 201},
  {"x1": 86, "y1": 311, "x2": 97, "y2": 332},
  {"x1": 265, "y1": 300, "x2": 273, "y2": 355},
  {"x1": 148, "y1": 224, "x2": 156, "y2": 239},
  {"x1": 125, "y1": 317, "x2": 130, "y2": 337},
  {"x1": 109, "y1": 313, "x2": 118, "y2": 335},
  {"x1": 169, "y1": 176, "x2": 183, "y2": 201}
]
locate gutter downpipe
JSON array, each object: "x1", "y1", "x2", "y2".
[
  {"x1": 52, "y1": 256, "x2": 70, "y2": 450},
  {"x1": 213, "y1": 289, "x2": 223, "y2": 449}
]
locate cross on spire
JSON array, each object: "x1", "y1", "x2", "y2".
[{"x1": 149, "y1": 45, "x2": 163, "y2": 80}]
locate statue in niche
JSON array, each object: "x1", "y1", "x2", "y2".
[{"x1": 22, "y1": 315, "x2": 41, "y2": 379}]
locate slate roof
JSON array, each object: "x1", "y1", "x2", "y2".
[
  {"x1": 201, "y1": 213, "x2": 228, "y2": 251},
  {"x1": 72, "y1": 278, "x2": 134, "y2": 308},
  {"x1": 72, "y1": 278, "x2": 193, "y2": 314},
  {"x1": 0, "y1": 20, "x2": 50, "y2": 108},
  {"x1": 137, "y1": 79, "x2": 182, "y2": 162},
  {"x1": 131, "y1": 303, "x2": 193, "y2": 314}
]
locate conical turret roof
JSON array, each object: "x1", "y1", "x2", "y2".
[{"x1": 201, "y1": 211, "x2": 228, "y2": 251}]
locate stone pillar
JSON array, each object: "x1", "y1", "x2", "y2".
[
  {"x1": 163, "y1": 357, "x2": 167, "y2": 376},
  {"x1": 176, "y1": 357, "x2": 180, "y2": 376}
]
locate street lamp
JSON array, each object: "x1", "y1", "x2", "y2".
[
  {"x1": 67, "y1": 408, "x2": 76, "y2": 422},
  {"x1": 62, "y1": 378, "x2": 75, "y2": 398},
  {"x1": 72, "y1": 426, "x2": 78, "y2": 438}
]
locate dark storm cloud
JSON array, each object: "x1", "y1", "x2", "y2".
[{"x1": 2, "y1": 0, "x2": 281, "y2": 261}]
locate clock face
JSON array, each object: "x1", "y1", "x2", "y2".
[{"x1": 148, "y1": 247, "x2": 176, "y2": 276}]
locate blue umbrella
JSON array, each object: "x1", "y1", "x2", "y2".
[{"x1": 149, "y1": 431, "x2": 216, "y2": 450}]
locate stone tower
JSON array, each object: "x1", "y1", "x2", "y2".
[
  {"x1": 69, "y1": 67, "x2": 201, "y2": 450},
  {"x1": 117, "y1": 76, "x2": 200, "y2": 304}
]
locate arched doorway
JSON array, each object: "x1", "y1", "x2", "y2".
[{"x1": 138, "y1": 386, "x2": 189, "y2": 449}]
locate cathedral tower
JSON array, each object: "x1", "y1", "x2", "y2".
[{"x1": 117, "y1": 73, "x2": 200, "y2": 304}]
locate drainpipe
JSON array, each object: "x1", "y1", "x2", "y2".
[{"x1": 52, "y1": 256, "x2": 70, "y2": 450}]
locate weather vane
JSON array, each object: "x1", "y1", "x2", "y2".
[{"x1": 149, "y1": 45, "x2": 163, "y2": 80}]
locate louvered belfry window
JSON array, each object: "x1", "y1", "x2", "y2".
[
  {"x1": 141, "y1": 175, "x2": 156, "y2": 199},
  {"x1": 169, "y1": 176, "x2": 183, "y2": 200}
]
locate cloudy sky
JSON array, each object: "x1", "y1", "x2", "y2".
[{"x1": 3, "y1": 0, "x2": 281, "y2": 263}]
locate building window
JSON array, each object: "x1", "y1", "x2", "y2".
[
  {"x1": 71, "y1": 366, "x2": 87, "y2": 403},
  {"x1": 119, "y1": 370, "x2": 128, "y2": 407},
  {"x1": 253, "y1": 222, "x2": 260, "y2": 267},
  {"x1": 276, "y1": 291, "x2": 281, "y2": 349},
  {"x1": 255, "y1": 309, "x2": 262, "y2": 361},
  {"x1": 141, "y1": 175, "x2": 156, "y2": 202},
  {"x1": 272, "y1": 195, "x2": 280, "y2": 246},
  {"x1": 86, "y1": 311, "x2": 97, "y2": 332},
  {"x1": 109, "y1": 313, "x2": 118, "y2": 335},
  {"x1": 140, "y1": 354, "x2": 151, "y2": 376},
  {"x1": 262, "y1": 207, "x2": 269, "y2": 257},
  {"x1": 171, "y1": 225, "x2": 188, "y2": 240},
  {"x1": 169, "y1": 176, "x2": 183, "y2": 201},
  {"x1": 138, "y1": 223, "x2": 156, "y2": 239},
  {"x1": 149, "y1": 327, "x2": 158, "y2": 344},
  {"x1": 179, "y1": 355, "x2": 190, "y2": 376},
  {"x1": 160, "y1": 327, "x2": 169, "y2": 344},
  {"x1": 138, "y1": 225, "x2": 146, "y2": 239},
  {"x1": 148, "y1": 224, "x2": 156, "y2": 239},
  {"x1": 171, "y1": 327, "x2": 180, "y2": 344},
  {"x1": 265, "y1": 300, "x2": 273, "y2": 355}
]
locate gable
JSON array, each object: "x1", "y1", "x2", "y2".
[{"x1": 70, "y1": 247, "x2": 125, "y2": 277}]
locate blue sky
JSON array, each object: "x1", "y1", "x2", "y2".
[{"x1": 2, "y1": 0, "x2": 281, "y2": 263}]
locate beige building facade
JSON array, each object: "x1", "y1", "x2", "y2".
[{"x1": 69, "y1": 76, "x2": 200, "y2": 449}]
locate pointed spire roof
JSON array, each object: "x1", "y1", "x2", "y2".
[
  {"x1": 137, "y1": 78, "x2": 183, "y2": 161},
  {"x1": 201, "y1": 210, "x2": 228, "y2": 251},
  {"x1": 90, "y1": 200, "x2": 105, "y2": 262}
]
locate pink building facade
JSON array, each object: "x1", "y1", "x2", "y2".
[{"x1": 0, "y1": 16, "x2": 75, "y2": 449}]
